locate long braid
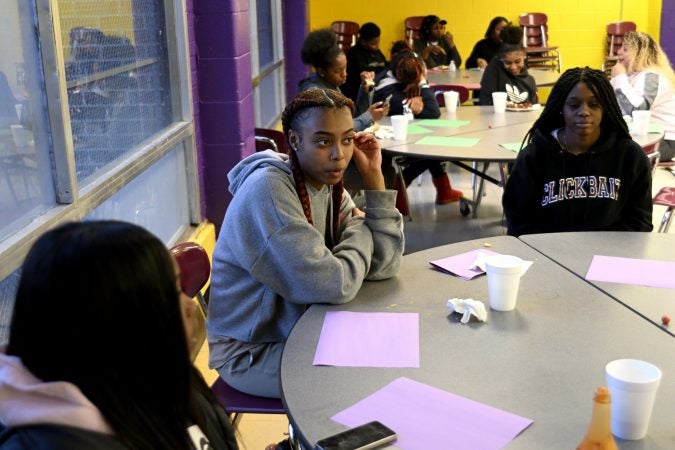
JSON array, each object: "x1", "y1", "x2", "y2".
[
  {"x1": 523, "y1": 67, "x2": 630, "y2": 147},
  {"x1": 281, "y1": 89, "x2": 354, "y2": 244}
]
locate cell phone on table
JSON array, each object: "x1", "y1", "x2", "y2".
[
  {"x1": 381, "y1": 94, "x2": 393, "y2": 108},
  {"x1": 315, "y1": 421, "x2": 397, "y2": 450}
]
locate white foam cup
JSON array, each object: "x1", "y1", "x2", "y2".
[
  {"x1": 10, "y1": 125, "x2": 27, "y2": 147},
  {"x1": 485, "y1": 255, "x2": 524, "y2": 311},
  {"x1": 631, "y1": 110, "x2": 651, "y2": 135},
  {"x1": 391, "y1": 115, "x2": 408, "y2": 141},
  {"x1": 605, "y1": 359, "x2": 661, "y2": 440},
  {"x1": 492, "y1": 92, "x2": 507, "y2": 113},
  {"x1": 444, "y1": 91, "x2": 459, "y2": 113}
]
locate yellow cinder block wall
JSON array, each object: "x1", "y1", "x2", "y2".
[{"x1": 309, "y1": 0, "x2": 662, "y2": 74}]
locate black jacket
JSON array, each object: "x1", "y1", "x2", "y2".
[
  {"x1": 343, "y1": 44, "x2": 387, "y2": 103},
  {"x1": 502, "y1": 128, "x2": 654, "y2": 236},
  {"x1": 412, "y1": 38, "x2": 462, "y2": 69},
  {"x1": 479, "y1": 57, "x2": 537, "y2": 105},
  {"x1": 465, "y1": 38, "x2": 500, "y2": 69},
  {"x1": 373, "y1": 82, "x2": 440, "y2": 119}
]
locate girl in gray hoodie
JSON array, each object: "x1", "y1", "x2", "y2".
[{"x1": 207, "y1": 89, "x2": 404, "y2": 399}]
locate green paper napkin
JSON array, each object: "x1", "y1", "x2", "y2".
[
  {"x1": 416, "y1": 119, "x2": 470, "y2": 128},
  {"x1": 406, "y1": 124, "x2": 434, "y2": 135},
  {"x1": 500, "y1": 143, "x2": 523, "y2": 152},
  {"x1": 415, "y1": 136, "x2": 480, "y2": 147}
]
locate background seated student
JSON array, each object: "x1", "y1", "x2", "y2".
[
  {"x1": 207, "y1": 89, "x2": 404, "y2": 400},
  {"x1": 611, "y1": 31, "x2": 675, "y2": 163},
  {"x1": 413, "y1": 15, "x2": 461, "y2": 70},
  {"x1": 503, "y1": 67, "x2": 653, "y2": 236},
  {"x1": 465, "y1": 16, "x2": 508, "y2": 70},
  {"x1": 0, "y1": 221, "x2": 237, "y2": 449},
  {"x1": 298, "y1": 28, "x2": 388, "y2": 131},
  {"x1": 373, "y1": 52, "x2": 463, "y2": 214},
  {"x1": 343, "y1": 22, "x2": 388, "y2": 103},
  {"x1": 479, "y1": 25, "x2": 537, "y2": 106}
]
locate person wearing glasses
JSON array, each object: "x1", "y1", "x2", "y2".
[{"x1": 479, "y1": 25, "x2": 537, "y2": 106}]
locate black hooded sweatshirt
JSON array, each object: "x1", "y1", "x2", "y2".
[
  {"x1": 479, "y1": 56, "x2": 537, "y2": 105},
  {"x1": 502, "y1": 128, "x2": 653, "y2": 236}
]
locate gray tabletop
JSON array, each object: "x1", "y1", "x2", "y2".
[
  {"x1": 280, "y1": 236, "x2": 675, "y2": 449},
  {"x1": 520, "y1": 232, "x2": 675, "y2": 337},
  {"x1": 426, "y1": 68, "x2": 560, "y2": 89}
]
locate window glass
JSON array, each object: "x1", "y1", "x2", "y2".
[
  {"x1": 58, "y1": 0, "x2": 173, "y2": 181},
  {"x1": 250, "y1": 0, "x2": 285, "y2": 127},
  {"x1": 0, "y1": 1, "x2": 56, "y2": 241},
  {"x1": 86, "y1": 143, "x2": 190, "y2": 244},
  {"x1": 256, "y1": 0, "x2": 274, "y2": 68}
]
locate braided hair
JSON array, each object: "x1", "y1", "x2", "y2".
[
  {"x1": 622, "y1": 31, "x2": 675, "y2": 88},
  {"x1": 523, "y1": 67, "x2": 629, "y2": 146},
  {"x1": 281, "y1": 89, "x2": 355, "y2": 248}
]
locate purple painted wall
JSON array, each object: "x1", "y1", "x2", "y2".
[
  {"x1": 282, "y1": 0, "x2": 309, "y2": 99},
  {"x1": 661, "y1": 0, "x2": 675, "y2": 63},
  {"x1": 187, "y1": 0, "x2": 308, "y2": 231},
  {"x1": 188, "y1": 0, "x2": 256, "y2": 231}
]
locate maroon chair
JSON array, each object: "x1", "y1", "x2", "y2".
[
  {"x1": 255, "y1": 128, "x2": 288, "y2": 154},
  {"x1": 405, "y1": 16, "x2": 425, "y2": 45},
  {"x1": 430, "y1": 84, "x2": 470, "y2": 107},
  {"x1": 518, "y1": 12, "x2": 561, "y2": 72},
  {"x1": 604, "y1": 21, "x2": 637, "y2": 73},
  {"x1": 653, "y1": 187, "x2": 675, "y2": 233},
  {"x1": 170, "y1": 242, "x2": 210, "y2": 314},
  {"x1": 331, "y1": 21, "x2": 359, "y2": 53},
  {"x1": 170, "y1": 242, "x2": 210, "y2": 361}
]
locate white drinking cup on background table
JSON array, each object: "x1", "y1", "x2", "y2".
[
  {"x1": 631, "y1": 110, "x2": 651, "y2": 135},
  {"x1": 443, "y1": 91, "x2": 459, "y2": 113},
  {"x1": 492, "y1": 92, "x2": 507, "y2": 113},
  {"x1": 605, "y1": 359, "x2": 661, "y2": 440}
]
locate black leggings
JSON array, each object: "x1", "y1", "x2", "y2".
[
  {"x1": 659, "y1": 139, "x2": 675, "y2": 162},
  {"x1": 400, "y1": 158, "x2": 446, "y2": 185}
]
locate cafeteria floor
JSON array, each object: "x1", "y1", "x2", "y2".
[{"x1": 196, "y1": 161, "x2": 675, "y2": 449}]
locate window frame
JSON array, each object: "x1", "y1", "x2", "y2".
[
  {"x1": 250, "y1": 0, "x2": 286, "y2": 128},
  {"x1": 0, "y1": 0, "x2": 200, "y2": 280}
]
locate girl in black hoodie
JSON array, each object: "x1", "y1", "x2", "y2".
[
  {"x1": 502, "y1": 67, "x2": 653, "y2": 236},
  {"x1": 479, "y1": 26, "x2": 537, "y2": 106}
]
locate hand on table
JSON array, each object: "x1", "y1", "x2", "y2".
[
  {"x1": 477, "y1": 58, "x2": 488, "y2": 69},
  {"x1": 351, "y1": 131, "x2": 385, "y2": 190}
]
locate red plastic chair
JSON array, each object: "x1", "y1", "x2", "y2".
[
  {"x1": 255, "y1": 128, "x2": 288, "y2": 154},
  {"x1": 170, "y1": 242, "x2": 210, "y2": 314},
  {"x1": 604, "y1": 21, "x2": 637, "y2": 73},
  {"x1": 170, "y1": 242, "x2": 210, "y2": 361},
  {"x1": 405, "y1": 16, "x2": 425, "y2": 45},
  {"x1": 653, "y1": 187, "x2": 675, "y2": 233},
  {"x1": 331, "y1": 21, "x2": 359, "y2": 53},
  {"x1": 518, "y1": 13, "x2": 561, "y2": 72},
  {"x1": 430, "y1": 84, "x2": 470, "y2": 107}
]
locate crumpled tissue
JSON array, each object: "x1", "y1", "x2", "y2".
[{"x1": 446, "y1": 298, "x2": 488, "y2": 324}]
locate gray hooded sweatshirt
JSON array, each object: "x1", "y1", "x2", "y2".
[{"x1": 207, "y1": 151, "x2": 404, "y2": 370}]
